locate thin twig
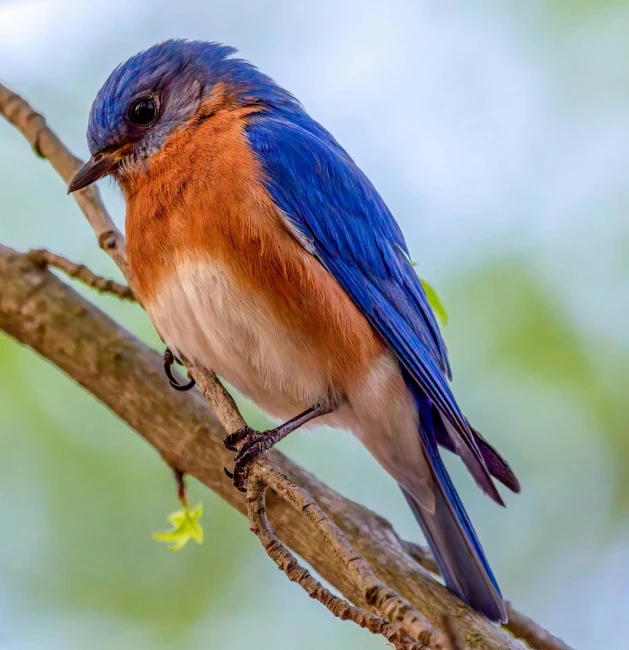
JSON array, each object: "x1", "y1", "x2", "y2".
[
  {"x1": 402, "y1": 540, "x2": 440, "y2": 575},
  {"x1": 246, "y1": 476, "x2": 428, "y2": 650},
  {"x1": 402, "y1": 541, "x2": 576, "y2": 650},
  {"x1": 190, "y1": 359, "x2": 444, "y2": 648},
  {"x1": 256, "y1": 462, "x2": 445, "y2": 648},
  {"x1": 27, "y1": 249, "x2": 136, "y2": 301},
  {"x1": 191, "y1": 364, "x2": 446, "y2": 649},
  {"x1": 502, "y1": 607, "x2": 575, "y2": 650},
  {"x1": 0, "y1": 83, "x2": 130, "y2": 282}
]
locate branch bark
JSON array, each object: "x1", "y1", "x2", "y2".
[
  {"x1": 246, "y1": 474, "x2": 423, "y2": 650},
  {"x1": 27, "y1": 249, "x2": 135, "y2": 301},
  {"x1": 402, "y1": 542, "x2": 575, "y2": 650},
  {"x1": 0, "y1": 82, "x2": 573, "y2": 650},
  {"x1": 0, "y1": 85, "x2": 129, "y2": 279}
]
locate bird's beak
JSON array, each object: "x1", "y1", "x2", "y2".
[{"x1": 67, "y1": 148, "x2": 122, "y2": 193}]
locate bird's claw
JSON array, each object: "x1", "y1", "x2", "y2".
[
  {"x1": 222, "y1": 425, "x2": 255, "y2": 451},
  {"x1": 223, "y1": 426, "x2": 274, "y2": 492},
  {"x1": 163, "y1": 347, "x2": 196, "y2": 391}
]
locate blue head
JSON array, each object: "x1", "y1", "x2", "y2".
[{"x1": 69, "y1": 39, "x2": 303, "y2": 192}]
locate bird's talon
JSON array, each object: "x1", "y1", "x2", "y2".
[
  {"x1": 163, "y1": 347, "x2": 196, "y2": 391},
  {"x1": 232, "y1": 456, "x2": 253, "y2": 491},
  {"x1": 233, "y1": 435, "x2": 267, "y2": 465},
  {"x1": 234, "y1": 475, "x2": 247, "y2": 492},
  {"x1": 223, "y1": 467, "x2": 234, "y2": 479},
  {"x1": 226, "y1": 428, "x2": 274, "y2": 490},
  {"x1": 223, "y1": 425, "x2": 255, "y2": 451}
]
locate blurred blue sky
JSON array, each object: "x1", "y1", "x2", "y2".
[{"x1": 1, "y1": 1, "x2": 629, "y2": 648}]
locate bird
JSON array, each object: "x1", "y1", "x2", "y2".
[{"x1": 69, "y1": 39, "x2": 520, "y2": 623}]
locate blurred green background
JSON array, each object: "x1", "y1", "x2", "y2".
[{"x1": 1, "y1": 1, "x2": 628, "y2": 648}]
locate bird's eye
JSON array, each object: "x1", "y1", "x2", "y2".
[{"x1": 129, "y1": 97, "x2": 157, "y2": 126}]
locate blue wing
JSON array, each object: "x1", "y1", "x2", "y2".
[{"x1": 246, "y1": 113, "x2": 502, "y2": 504}]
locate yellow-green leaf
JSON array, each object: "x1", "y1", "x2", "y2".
[
  {"x1": 410, "y1": 260, "x2": 449, "y2": 326},
  {"x1": 420, "y1": 278, "x2": 449, "y2": 326},
  {"x1": 153, "y1": 502, "x2": 204, "y2": 551}
]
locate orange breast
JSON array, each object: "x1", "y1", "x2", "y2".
[{"x1": 123, "y1": 96, "x2": 385, "y2": 393}]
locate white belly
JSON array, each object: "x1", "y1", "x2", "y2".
[
  {"x1": 145, "y1": 258, "x2": 429, "y2": 498},
  {"x1": 144, "y1": 258, "x2": 331, "y2": 418}
]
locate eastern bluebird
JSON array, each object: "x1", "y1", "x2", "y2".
[{"x1": 69, "y1": 40, "x2": 519, "y2": 623}]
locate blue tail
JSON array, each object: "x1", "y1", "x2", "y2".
[{"x1": 406, "y1": 389, "x2": 508, "y2": 623}]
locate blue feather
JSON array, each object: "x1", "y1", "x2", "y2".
[
  {"x1": 246, "y1": 109, "x2": 509, "y2": 621},
  {"x1": 246, "y1": 114, "x2": 503, "y2": 504},
  {"x1": 405, "y1": 385, "x2": 506, "y2": 622},
  {"x1": 247, "y1": 116, "x2": 451, "y2": 376}
]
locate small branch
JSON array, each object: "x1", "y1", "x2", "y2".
[
  {"x1": 402, "y1": 540, "x2": 440, "y2": 575},
  {"x1": 503, "y1": 608, "x2": 575, "y2": 650},
  {"x1": 246, "y1": 475, "x2": 426, "y2": 650},
  {"x1": 256, "y1": 462, "x2": 445, "y2": 648},
  {"x1": 189, "y1": 364, "x2": 442, "y2": 646},
  {"x1": 27, "y1": 249, "x2": 136, "y2": 301},
  {"x1": 0, "y1": 83, "x2": 130, "y2": 282},
  {"x1": 402, "y1": 541, "x2": 576, "y2": 650}
]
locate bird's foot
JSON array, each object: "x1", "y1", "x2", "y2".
[
  {"x1": 222, "y1": 425, "x2": 255, "y2": 452},
  {"x1": 163, "y1": 347, "x2": 196, "y2": 391},
  {"x1": 223, "y1": 404, "x2": 335, "y2": 491},
  {"x1": 223, "y1": 426, "x2": 278, "y2": 492}
]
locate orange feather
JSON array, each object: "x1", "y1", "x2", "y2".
[{"x1": 124, "y1": 86, "x2": 385, "y2": 393}]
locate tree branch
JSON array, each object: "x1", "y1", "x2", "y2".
[
  {"x1": 402, "y1": 542, "x2": 575, "y2": 650},
  {"x1": 250, "y1": 461, "x2": 444, "y2": 648},
  {"x1": 27, "y1": 249, "x2": 135, "y2": 301},
  {"x1": 499, "y1": 608, "x2": 575, "y2": 650},
  {"x1": 0, "y1": 84, "x2": 129, "y2": 279},
  {"x1": 246, "y1": 475, "x2": 426, "y2": 650},
  {"x1": 0, "y1": 82, "x2": 572, "y2": 650}
]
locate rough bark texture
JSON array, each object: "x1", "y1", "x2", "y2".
[
  {"x1": 0, "y1": 245, "x2": 524, "y2": 650},
  {"x1": 246, "y1": 476, "x2": 429, "y2": 650}
]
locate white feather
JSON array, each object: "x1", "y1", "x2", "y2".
[
  {"x1": 146, "y1": 256, "x2": 430, "y2": 504},
  {"x1": 145, "y1": 257, "x2": 330, "y2": 419}
]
